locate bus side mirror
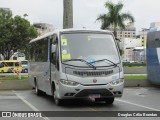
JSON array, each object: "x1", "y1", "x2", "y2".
[
  {"x1": 52, "y1": 37, "x2": 58, "y2": 45},
  {"x1": 52, "y1": 44, "x2": 56, "y2": 53}
]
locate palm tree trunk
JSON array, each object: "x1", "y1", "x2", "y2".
[
  {"x1": 113, "y1": 23, "x2": 117, "y2": 38},
  {"x1": 63, "y1": 0, "x2": 73, "y2": 29}
]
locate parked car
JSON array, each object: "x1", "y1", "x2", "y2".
[{"x1": 21, "y1": 60, "x2": 28, "y2": 73}]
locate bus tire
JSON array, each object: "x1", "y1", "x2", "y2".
[
  {"x1": 54, "y1": 98, "x2": 63, "y2": 106},
  {"x1": 35, "y1": 80, "x2": 43, "y2": 96},
  {"x1": 52, "y1": 85, "x2": 63, "y2": 106},
  {"x1": 1, "y1": 70, "x2": 4, "y2": 73},
  {"x1": 105, "y1": 97, "x2": 114, "y2": 104},
  {"x1": 51, "y1": 82, "x2": 55, "y2": 96}
]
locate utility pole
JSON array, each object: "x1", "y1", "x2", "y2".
[{"x1": 63, "y1": 0, "x2": 73, "y2": 29}]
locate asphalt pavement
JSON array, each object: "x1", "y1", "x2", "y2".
[{"x1": 0, "y1": 87, "x2": 160, "y2": 120}]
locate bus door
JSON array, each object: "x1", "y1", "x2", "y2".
[
  {"x1": 49, "y1": 35, "x2": 59, "y2": 95},
  {"x1": 43, "y1": 38, "x2": 52, "y2": 95}
]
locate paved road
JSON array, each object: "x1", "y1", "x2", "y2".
[{"x1": 0, "y1": 87, "x2": 160, "y2": 120}]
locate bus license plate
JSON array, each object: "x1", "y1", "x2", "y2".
[{"x1": 89, "y1": 94, "x2": 100, "y2": 99}]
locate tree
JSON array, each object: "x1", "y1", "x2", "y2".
[
  {"x1": 0, "y1": 9, "x2": 38, "y2": 60},
  {"x1": 96, "y1": 1, "x2": 134, "y2": 37},
  {"x1": 63, "y1": 0, "x2": 73, "y2": 28}
]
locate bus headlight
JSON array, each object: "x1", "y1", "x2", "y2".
[
  {"x1": 110, "y1": 79, "x2": 124, "y2": 86},
  {"x1": 60, "y1": 80, "x2": 79, "y2": 86}
]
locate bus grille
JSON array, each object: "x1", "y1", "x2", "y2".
[{"x1": 73, "y1": 70, "x2": 113, "y2": 77}]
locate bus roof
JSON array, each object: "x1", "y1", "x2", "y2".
[{"x1": 29, "y1": 29, "x2": 112, "y2": 44}]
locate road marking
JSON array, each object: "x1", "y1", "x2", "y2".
[
  {"x1": 116, "y1": 98, "x2": 160, "y2": 111},
  {"x1": 12, "y1": 90, "x2": 50, "y2": 120},
  {"x1": 87, "y1": 107, "x2": 97, "y2": 111}
]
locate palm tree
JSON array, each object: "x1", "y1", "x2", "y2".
[{"x1": 97, "y1": 1, "x2": 135, "y2": 37}]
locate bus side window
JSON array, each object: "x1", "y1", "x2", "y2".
[
  {"x1": 52, "y1": 45, "x2": 59, "y2": 68},
  {"x1": 55, "y1": 44, "x2": 59, "y2": 70},
  {"x1": 52, "y1": 37, "x2": 59, "y2": 70},
  {"x1": 52, "y1": 45, "x2": 57, "y2": 65}
]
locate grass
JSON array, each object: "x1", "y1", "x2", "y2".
[
  {"x1": 123, "y1": 66, "x2": 146, "y2": 68},
  {"x1": 125, "y1": 75, "x2": 147, "y2": 79},
  {"x1": 0, "y1": 75, "x2": 29, "y2": 80}
]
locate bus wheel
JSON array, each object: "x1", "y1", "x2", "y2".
[
  {"x1": 54, "y1": 98, "x2": 63, "y2": 106},
  {"x1": 105, "y1": 97, "x2": 114, "y2": 104},
  {"x1": 53, "y1": 92, "x2": 63, "y2": 106},
  {"x1": 1, "y1": 70, "x2": 4, "y2": 73},
  {"x1": 35, "y1": 80, "x2": 43, "y2": 96}
]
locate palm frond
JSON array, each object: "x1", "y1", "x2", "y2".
[
  {"x1": 115, "y1": 1, "x2": 123, "y2": 13},
  {"x1": 121, "y1": 13, "x2": 135, "y2": 22},
  {"x1": 96, "y1": 14, "x2": 106, "y2": 21},
  {"x1": 104, "y1": 1, "x2": 114, "y2": 12},
  {"x1": 96, "y1": 1, "x2": 135, "y2": 32},
  {"x1": 101, "y1": 18, "x2": 112, "y2": 29},
  {"x1": 117, "y1": 15, "x2": 125, "y2": 29}
]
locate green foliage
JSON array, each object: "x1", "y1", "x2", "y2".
[
  {"x1": 119, "y1": 49, "x2": 124, "y2": 55},
  {"x1": 123, "y1": 62, "x2": 146, "y2": 67},
  {"x1": 0, "y1": 75, "x2": 28, "y2": 80},
  {"x1": 96, "y1": 1, "x2": 135, "y2": 37},
  {"x1": 0, "y1": 9, "x2": 38, "y2": 60},
  {"x1": 124, "y1": 75, "x2": 147, "y2": 79}
]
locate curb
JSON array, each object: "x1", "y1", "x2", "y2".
[
  {"x1": 124, "y1": 67, "x2": 146, "y2": 74},
  {"x1": 0, "y1": 79, "x2": 156, "y2": 90},
  {"x1": 124, "y1": 79, "x2": 154, "y2": 87}
]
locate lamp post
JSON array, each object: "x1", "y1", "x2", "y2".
[{"x1": 63, "y1": 0, "x2": 73, "y2": 29}]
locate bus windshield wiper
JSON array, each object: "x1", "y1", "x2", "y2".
[
  {"x1": 63, "y1": 59, "x2": 96, "y2": 69},
  {"x1": 94, "y1": 59, "x2": 117, "y2": 67}
]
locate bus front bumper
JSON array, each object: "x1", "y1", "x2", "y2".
[{"x1": 54, "y1": 81, "x2": 124, "y2": 99}]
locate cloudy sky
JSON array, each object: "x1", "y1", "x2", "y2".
[{"x1": 0, "y1": 0, "x2": 160, "y2": 34}]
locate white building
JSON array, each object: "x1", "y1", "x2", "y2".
[
  {"x1": 150, "y1": 22, "x2": 160, "y2": 28},
  {"x1": 133, "y1": 47, "x2": 146, "y2": 62},
  {"x1": 0, "y1": 7, "x2": 10, "y2": 11},
  {"x1": 109, "y1": 22, "x2": 136, "y2": 40},
  {"x1": 10, "y1": 52, "x2": 26, "y2": 61},
  {"x1": 121, "y1": 38, "x2": 142, "y2": 61},
  {"x1": 33, "y1": 23, "x2": 54, "y2": 36}
]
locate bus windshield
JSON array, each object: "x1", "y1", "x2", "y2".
[
  {"x1": 60, "y1": 33, "x2": 120, "y2": 67},
  {"x1": 21, "y1": 60, "x2": 28, "y2": 65}
]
